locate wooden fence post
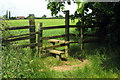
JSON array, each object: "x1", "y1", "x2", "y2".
[
  {"x1": 64, "y1": 10, "x2": 70, "y2": 56},
  {"x1": 29, "y1": 14, "x2": 36, "y2": 56},
  {"x1": 80, "y1": 27, "x2": 83, "y2": 50},
  {"x1": 79, "y1": 19, "x2": 84, "y2": 51},
  {"x1": 38, "y1": 23, "x2": 43, "y2": 57}
]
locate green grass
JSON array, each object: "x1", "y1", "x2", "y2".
[{"x1": 2, "y1": 19, "x2": 120, "y2": 78}]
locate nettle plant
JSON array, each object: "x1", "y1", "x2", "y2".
[{"x1": 1, "y1": 17, "x2": 35, "y2": 78}]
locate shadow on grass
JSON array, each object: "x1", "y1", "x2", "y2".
[
  {"x1": 69, "y1": 38, "x2": 120, "y2": 72},
  {"x1": 101, "y1": 46, "x2": 120, "y2": 71}
]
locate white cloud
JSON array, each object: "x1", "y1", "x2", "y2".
[{"x1": 0, "y1": 0, "x2": 77, "y2": 17}]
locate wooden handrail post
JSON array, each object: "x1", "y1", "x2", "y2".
[
  {"x1": 79, "y1": 19, "x2": 84, "y2": 51},
  {"x1": 38, "y1": 23, "x2": 43, "y2": 57},
  {"x1": 64, "y1": 10, "x2": 70, "y2": 56},
  {"x1": 80, "y1": 27, "x2": 83, "y2": 50},
  {"x1": 29, "y1": 14, "x2": 36, "y2": 56}
]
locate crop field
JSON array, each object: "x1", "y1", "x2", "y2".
[{"x1": 2, "y1": 19, "x2": 120, "y2": 78}]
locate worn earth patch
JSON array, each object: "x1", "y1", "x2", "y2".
[{"x1": 50, "y1": 59, "x2": 89, "y2": 72}]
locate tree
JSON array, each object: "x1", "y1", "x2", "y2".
[
  {"x1": 47, "y1": 2, "x2": 65, "y2": 16},
  {"x1": 58, "y1": 15, "x2": 64, "y2": 18},
  {"x1": 47, "y1": 2, "x2": 120, "y2": 45},
  {"x1": 5, "y1": 10, "x2": 8, "y2": 19},
  {"x1": 42, "y1": 15, "x2": 47, "y2": 18},
  {"x1": 9, "y1": 11, "x2": 11, "y2": 19}
]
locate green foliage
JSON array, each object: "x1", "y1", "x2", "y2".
[
  {"x1": 58, "y1": 15, "x2": 64, "y2": 18},
  {"x1": 2, "y1": 46, "x2": 58, "y2": 78},
  {"x1": 8, "y1": 11, "x2": 11, "y2": 19},
  {"x1": 1, "y1": 18, "x2": 11, "y2": 37},
  {"x1": 41, "y1": 15, "x2": 47, "y2": 19},
  {"x1": 47, "y1": 2, "x2": 120, "y2": 45},
  {"x1": 47, "y1": 2, "x2": 65, "y2": 16}
]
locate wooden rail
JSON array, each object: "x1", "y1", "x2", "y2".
[
  {"x1": 41, "y1": 25, "x2": 66, "y2": 30},
  {"x1": 39, "y1": 25, "x2": 96, "y2": 30},
  {"x1": 2, "y1": 35, "x2": 34, "y2": 43},
  {"x1": 2, "y1": 32, "x2": 38, "y2": 39},
  {"x1": 42, "y1": 43, "x2": 69, "y2": 50},
  {"x1": 2, "y1": 14, "x2": 37, "y2": 56},
  {"x1": 69, "y1": 25, "x2": 96, "y2": 28},
  {"x1": 17, "y1": 43, "x2": 38, "y2": 48},
  {"x1": 41, "y1": 34, "x2": 66, "y2": 40},
  {"x1": 82, "y1": 39, "x2": 99, "y2": 43},
  {"x1": 4, "y1": 26, "x2": 31, "y2": 30}
]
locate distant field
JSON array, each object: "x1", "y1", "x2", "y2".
[
  {"x1": 9, "y1": 19, "x2": 77, "y2": 26},
  {"x1": 8, "y1": 19, "x2": 78, "y2": 46}
]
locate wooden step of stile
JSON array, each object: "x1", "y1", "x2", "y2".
[
  {"x1": 49, "y1": 49, "x2": 65, "y2": 60},
  {"x1": 48, "y1": 39, "x2": 70, "y2": 44},
  {"x1": 49, "y1": 50, "x2": 65, "y2": 55}
]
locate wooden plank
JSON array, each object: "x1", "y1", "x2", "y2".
[
  {"x1": 2, "y1": 36, "x2": 34, "y2": 43},
  {"x1": 42, "y1": 43, "x2": 68, "y2": 50},
  {"x1": 69, "y1": 34, "x2": 97, "y2": 37},
  {"x1": 38, "y1": 22, "x2": 43, "y2": 56},
  {"x1": 1, "y1": 25, "x2": 96, "y2": 31},
  {"x1": 48, "y1": 39, "x2": 70, "y2": 44},
  {"x1": 41, "y1": 25, "x2": 66, "y2": 30},
  {"x1": 69, "y1": 41, "x2": 79, "y2": 43},
  {"x1": 83, "y1": 34, "x2": 97, "y2": 37},
  {"x1": 69, "y1": 25, "x2": 96, "y2": 28},
  {"x1": 17, "y1": 43, "x2": 38, "y2": 48},
  {"x1": 82, "y1": 39, "x2": 99, "y2": 43},
  {"x1": 3, "y1": 32, "x2": 97, "y2": 40},
  {"x1": 4, "y1": 26, "x2": 31, "y2": 30},
  {"x1": 69, "y1": 34, "x2": 80, "y2": 36},
  {"x1": 41, "y1": 34, "x2": 66, "y2": 40},
  {"x1": 3, "y1": 32, "x2": 38, "y2": 39},
  {"x1": 49, "y1": 50, "x2": 64, "y2": 55}
]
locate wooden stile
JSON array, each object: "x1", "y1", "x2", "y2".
[{"x1": 1, "y1": 10, "x2": 100, "y2": 57}]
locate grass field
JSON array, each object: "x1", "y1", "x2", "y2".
[
  {"x1": 2, "y1": 19, "x2": 120, "y2": 78},
  {"x1": 7, "y1": 19, "x2": 78, "y2": 46}
]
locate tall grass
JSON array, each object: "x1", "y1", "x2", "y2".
[{"x1": 2, "y1": 45, "x2": 119, "y2": 78}]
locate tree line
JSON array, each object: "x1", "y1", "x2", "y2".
[{"x1": 2, "y1": 11, "x2": 65, "y2": 20}]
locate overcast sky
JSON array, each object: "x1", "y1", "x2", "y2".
[{"x1": 0, "y1": 0, "x2": 78, "y2": 17}]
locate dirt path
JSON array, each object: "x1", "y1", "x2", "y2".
[{"x1": 50, "y1": 59, "x2": 89, "y2": 72}]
